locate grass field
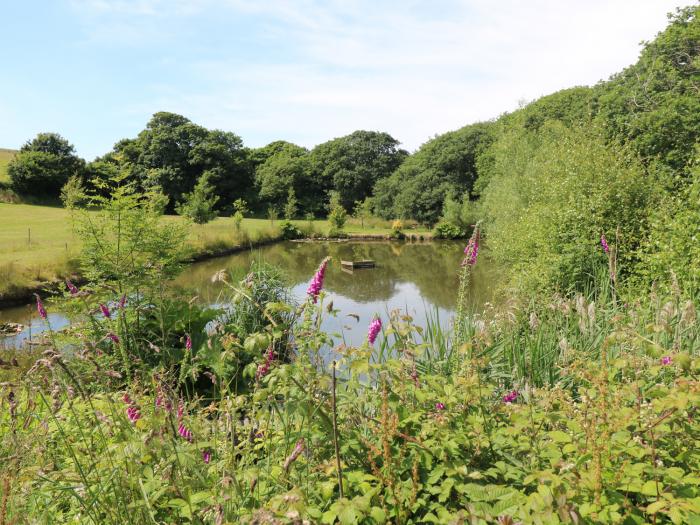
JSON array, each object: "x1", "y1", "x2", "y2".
[
  {"x1": 0, "y1": 203, "x2": 432, "y2": 300},
  {"x1": 0, "y1": 148, "x2": 17, "y2": 184}
]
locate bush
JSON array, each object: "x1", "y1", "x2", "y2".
[
  {"x1": 433, "y1": 221, "x2": 464, "y2": 239},
  {"x1": 279, "y1": 220, "x2": 303, "y2": 240}
]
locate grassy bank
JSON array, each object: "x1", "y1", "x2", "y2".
[{"x1": 0, "y1": 203, "x2": 432, "y2": 304}]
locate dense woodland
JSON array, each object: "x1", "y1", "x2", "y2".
[{"x1": 6, "y1": 6, "x2": 700, "y2": 296}]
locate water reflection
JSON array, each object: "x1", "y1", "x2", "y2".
[{"x1": 1, "y1": 240, "x2": 496, "y2": 349}]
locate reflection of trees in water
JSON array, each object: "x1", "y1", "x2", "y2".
[{"x1": 173, "y1": 241, "x2": 496, "y2": 309}]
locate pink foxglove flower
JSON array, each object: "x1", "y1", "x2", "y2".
[
  {"x1": 462, "y1": 231, "x2": 480, "y2": 267},
  {"x1": 118, "y1": 294, "x2": 127, "y2": 309},
  {"x1": 178, "y1": 422, "x2": 193, "y2": 441},
  {"x1": 99, "y1": 303, "x2": 111, "y2": 319},
  {"x1": 283, "y1": 438, "x2": 305, "y2": 471},
  {"x1": 661, "y1": 355, "x2": 672, "y2": 366},
  {"x1": 107, "y1": 332, "x2": 120, "y2": 344},
  {"x1": 185, "y1": 334, "x2": 192, "y2": 351},
  {"x1": 66, "y1": 280, "x2": 79, "y2": 296},
  {"x1": 177, "y1": 400, "x2": 185, "y2": 420},
  {"x1": 126, "y1": 406, "x2": 141, "y2": 423},
  {"x1": 35, "y1": 294, "x2": 47, "y2": 320},
  {"x1": 202, "y1": 450, "x2": 211, "y2": 464},
  {"x1": 306, "y1": 257, "x2": 330, "y2": 303},
  {"x1": 502, "y1": 390, "x2": 519, "y2": 403},
  {"x1": 256, "y1": 347, "x2": 275, "y2": 379},
  {"x1": 601, "y1": 234, "x2": 609, "y2": 254},
  {"x1": 435, "y1": 402, "x2": 445, "y2": 411},
  {"x1": 367, "y1": 317, "x2": 382, "y2": 344}
]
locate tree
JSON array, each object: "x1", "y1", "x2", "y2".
[
  {"x1": 284, "y1": 187, "x2": 298, "y2": 220},
  {"x1": 327, "y1": 191, "x2": 348, "y2": 234},
  {"x1": 353, "y1": 197, "x2": 373, "y2": 228},
  {"x1": 176, "y1": 172, "x2": 220, "y2": 224},
  {"x1": 310, "y1": 130, "x2": 407, "y2": 210},
  {"x1": 255, "y1": 143, "x2": 314, "y2": 212},
  {"x1": 8, "y1": 133, "x2": 85, "y2": 197},
  {"x1": 373, "y1": 123, "x2": 494, "y2": 225}
]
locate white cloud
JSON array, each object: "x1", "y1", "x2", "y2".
[{"x1": 68, "y1": 0, "x2": 688, "y2": 154}]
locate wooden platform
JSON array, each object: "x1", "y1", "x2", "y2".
[{"x1": 340, "y1": 260, "x2": 375, "y2": 269}]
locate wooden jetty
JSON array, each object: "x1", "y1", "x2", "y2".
[{"x1": 340, "y1": 260, "x2": 375, "y2": 269}]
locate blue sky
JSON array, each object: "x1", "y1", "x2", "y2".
[{"x1": 0, "y1": 0, "x2": 687, "y2": 159}]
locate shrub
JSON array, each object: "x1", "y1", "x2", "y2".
[
  {"x1": 279, "y1": 220, "x2": 303, "y2": 240},
  {"x1": 433, "y1": 221, "x2": 464, "y2": 239}
]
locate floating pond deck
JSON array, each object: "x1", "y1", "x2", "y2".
[{"x1": 340, "y1": 260, "x2": 376, "y2": 269}]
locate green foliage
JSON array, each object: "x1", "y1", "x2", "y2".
[
  {"x1": 480, "y1": 122, "x2": 659, "y2": 293},
  {"x1": 310, "y1": 130, "x2": 407, "y2": 211},
  {"x1": 5, "y1": 275, "x2": 700, "y2": 524},
  {"x1": 232, "y1": 197, "x2": 249, "y2": 216},
  {"x1": 352, "y1": 197, "x2": 373, "y2": 228},
  {"x1": 637, "y1": 155, "x2": 700, "y2": 287},
  {"x1": 433, "y1": 221, "x2": 463, "y2": 239},
  {"x1": 60, "y1": 175, "x2": 86, "y2": 210},
  {"x1": 284, "y1": 186, "x2": 298, "y2": 220},
  {"x1": 279, "y1": 220, "x2": 303, "y2": 240},
  {"x1": 327, "y1": 190, "x2": 348, "y2": 235},
  {"x1": 100, "y1": 112, "x2": 251, "y2": 211},
  {"x1": 374, "y1": 123, "x2": 494, "y2": 226},
  {"x1": 176, "y1": 172, "x2": 220, "y2": 224},
  {"x1": 8, "y1": 133, "x2": 85, "y2": 198},
  {"x1": 255, "y1": 142, "x2": 314, "y2": 213}
]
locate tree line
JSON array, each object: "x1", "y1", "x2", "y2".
[{"x1": 6, "y1": 4, "x2": 700, "y2": 280}]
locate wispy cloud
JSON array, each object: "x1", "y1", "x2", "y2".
[{"x1": 10, "y1": 0, "x2": 690, "y2": 156}]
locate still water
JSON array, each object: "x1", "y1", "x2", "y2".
[{"x1": 0, "y1": 240, "x2": 494, "y2": 349}]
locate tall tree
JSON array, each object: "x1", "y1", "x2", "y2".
[{"x1": 310, "y1": 130, "x2": 407, "y2": 210}]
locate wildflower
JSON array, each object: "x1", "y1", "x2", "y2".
[
  {"x1": 502, "y1": 390, "x2": 518, "y2": 403},
  {"x1": 600, "y1": 234, "x2": 609, "y2": 254},
  {"x1": 122, "y1": 392, "x2": 132, "y2": 404},
  {"x1": 283, "y1": 438, "x2": 305, "y2": 471},
  {"x1": 35, "y1": 294, "x2": 47, "y2": 320},
  {"x1": 661, "y1": 355, "x2": 672, "y2": 366},
  {"x1": 177, "y1": 400, "x2": 185, "y2": 420},
  {"x1": 66, "y1": 280, "x2": 79, "y2": 296},
  {"x1": 178, "y1": 422, "x2": 193, "y2": 441},
  {"x1": 435, "y1": 402, "x2": 445, "y2": 411},
  {"x1": 107, "y1": 332, "x2": 120, "y2": 344},
  {"x1": 117, "y1": 294, "x2": 127, "y2": 309},
  {"x1": 256, "y1": 347, "x2": 275, "y2": 379},
  {"x1": 202, "y1": 450, "x2": 212, "y2": 464},
  {"x1": 126, "y1": 405, "x2": 141, "y2": 423},
  {"x1": 99, "y1": 303, "x2": 111, "y2": 319},
  {"x1": 185, "y1": 334, "x2": 192, "y2": 351},
  {"x1": 462, "y1": 232, "x2": 480, "y2": 266},
  {"x1": 307, "y1": 257, "x2": 330, "y2": 303},
  {"x1": 367, "y1": 317, "x2": 382, "y2": 344}
]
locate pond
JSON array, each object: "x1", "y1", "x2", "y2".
[{"x1": 0, "y1": 240, "x2": 495, "y2": 349}]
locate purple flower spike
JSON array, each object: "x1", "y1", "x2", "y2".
[
  {"x1": 35, "y1": 294, "x2": 47, "y2": 320},
  {"x1": 462, "y1": 231, "x2": 480, "y2": 267},
  {"x1": 601, "y1": 234, "x2": 609, "y2": 254},
  {"x1": 661, "y1": 355, "x2": 672, "y2": 366},
  {"x1": 367, "y1": 317, "x2": 382, "y2": 345},
  {"x1": 99, "y1": 303, "x2": 111, "y2": 319},
  {"x1": 435, "y1": 402, "x2": 445, "y2": 411},
  {"x1": 202, "y1": 450, "x2": 211, "y2": 464},
  {"x1": 185, "y1": 334, "x2": 192, "y2": 351},
  {"x1": 502, "y1": 390, "x2": 519, "y2": 404},
  {"x1": 126, "y1": 406, "x2": 141, "y2": 423},
  {"x1": 107, "y1": 332, "x2": 120, "y2": 344},
  {"x1": 66, "y1": 280, "x2": 79, "y2": 296},
  {"x1": 118, "y1": 294, "x2": 127, "y2": 309},
  {"x1": 307, "y1": 257, "x2": 330, "y2": 303},
  {"x1": 178, "y1": 422, "x2": 193, "y2": 442}
]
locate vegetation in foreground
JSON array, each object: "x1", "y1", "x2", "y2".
[{"x1": 1, "y1": 185, "x2": 700, "y2": 524}]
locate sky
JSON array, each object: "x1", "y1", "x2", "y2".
[{"x1": 0, "y1": 0, "x2": 689, "y2": 160}]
